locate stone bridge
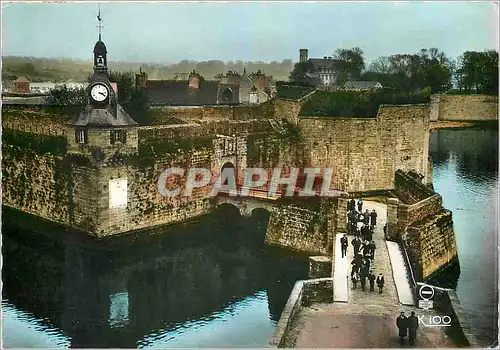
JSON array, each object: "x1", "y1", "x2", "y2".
[{"x1": 215, "y1": 188, "x2": 280, "y2": 216}]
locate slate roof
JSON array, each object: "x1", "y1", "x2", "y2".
[
  {"x1": 71, "y1": 104, "x2": 138, "y2": 127},
  {"x1": 146, "y1": 80, "x2": 220, "y2": 106},
  {"x1": 344, "y1": 81, "x2": 383, "y2": 89},
  {"x1": 309, "y1": 58, "x2": 342, "y2": 70}
]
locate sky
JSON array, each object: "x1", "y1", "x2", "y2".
[{"x1": 2, "y1": 1, "x2": 498, "y2": 64}]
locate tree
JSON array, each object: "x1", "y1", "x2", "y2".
[
  {"x1": 45, "y1": 85, "x2": 86, "y2": 106},
  {"x1": 333, "y1": 47, "x2": 365, "y2": 82},
  {"x1": 458, "y1": 50, "x2": 498, "y2": 94},
  {"x1": 109, "y1": 71, "x2": 151, "y2": 125},
  {"x1": 363, "y1": 48, "x2": 452, "y2": 93},
  {"x1": 289, "y1": 61, "x2": 321, "y2": 86}
]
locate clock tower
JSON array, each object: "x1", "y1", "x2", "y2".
[
  {"x1": 65, "y1": 9, "x2": 139, "y2": 237},
  {"x1": 67, "y1": 9, "x2": 138, "y2": 155}
]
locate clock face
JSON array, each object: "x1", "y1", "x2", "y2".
[{"x1": 90, "y1": 83, "x2": 109, "y2": 102}]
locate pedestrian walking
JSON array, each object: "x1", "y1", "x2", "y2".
[
  {"x1": 383, "y1": 223, "x2": 387, "y2": 238},
  {"x1": 408, "y1": 311, "x2": 419, "y2": 345},
  {"x1": 363, "y1": 209, "x2": 370, "y2": 225},
  {"x1": 396, "y1": 312, "x2": 408, "y2": 345},
  {"x1": 340, "y1": 234, "x2": 348, "y2": 258},
  {"x1": 370, "y1": 241, "x2": 376, "y2": 260},
  {"x1": 352, "y1": 236, "x2": 361, "y2": 255},
  {"x1": 368, "y1": 271, "x2": 376, "y2": 292},
  {"x1": 360, "y1": 273, "x2": 367, "y2": 291},
  {"x1": 370, "y1": 209, "x2": 377, "y2": 227},
  {"x1": 351, "y1": 259, "x2": 360, "y2": 278},
  {"x1": 352, "y1": 274, "x2": 358, "y2": 289},
  {"x1": 357, "y1": 198, "x2": 363, "y2": 212},
  {"x1": 376, "y1": 274, "x2": 385, "y2": 293}
]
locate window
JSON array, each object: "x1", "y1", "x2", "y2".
[
  {"x1": 75, "y1": 129, "x2": 87, "y2": 144},
  {"x1": 110, "y1": 130, "x2": 127, "y2": 145}
]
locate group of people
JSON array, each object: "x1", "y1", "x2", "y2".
[
  {"x1": 340, "y1": 198, "x2": 385, "y2": 294},
  {"x1": 396, "y1": 311, "x2": 419, "y2": 345},
  {"x1": 347, "y1": 199, "x2": 377, "y2": 242}
]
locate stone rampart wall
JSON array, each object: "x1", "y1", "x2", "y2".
[
  {"x1": 150, "y1": 101, "x2": 274, "y2": 124},
  {"x1": 273, "y1": 99, "x2": 303, "y2": 125},
  {"x1": 433, "y1": 94, "x2": 498, "y2": 121},
  {"x1": 298, "y1": 105, "x2": 430, "y2": 192},
  {"x1": 2, "y1": 145, "x2": 70, "y2": 226},
  {"x1": 265, "y1": 200, "x2": 336, "y2": 255},
  {"x1": 406, "y1": 210, "x2": 457, "y2": 280},
  {"x1": 2, "y1": 107, "x2": 69, "y2": 136},
  {"x1": 395, "y1": 169, "x2": 435, "y2": 204},
  {"x1": 398, "y1": 194, "x2": 443, "y2": 233}
]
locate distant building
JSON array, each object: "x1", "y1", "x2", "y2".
[
  {"x1": 298, "y1": 49, "x2": 342, "y2": 86},
  {"x1": 138, "y1": 68, "x2": 275, "y2": 106},
  {"x1": 13, "y1": 76, "x2": 30, "y2": 93},
  {"x1": 215, "y1": 69, "x2": 275, "y2": 104},
  {"x1": 30, "y1": 82, "x2": 56, "y2": 94},
  {"x1": 343, "y1": 81, "x2": 383, "y2": 91}
]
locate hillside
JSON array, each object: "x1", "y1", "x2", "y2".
[{"x1": 2, "y1": 56, "x2": 294, "y2": 83}]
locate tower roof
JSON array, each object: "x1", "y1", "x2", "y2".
[{"x1": 93, "y1": 40, "x2": 107, "y2": 54}]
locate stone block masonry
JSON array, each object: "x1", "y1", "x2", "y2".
[
  {"x1": 265, "y1": 200, "x2": 336, "y2": 255},
  {"x1": 393, "y1": 171, "x2": 458, "y2": 281},
  {"x1": 432, "y1": 94, "x2": 498, "y2": 121},
  {"x1": 2, "y1": 100, "x2": 438, "y2": 249},
  {"x1": 298, "y1": 105, "x2": 431, "y2": 192},
  {"x1": 406, "y1": 210, "x2": 458, "y2": 280}
]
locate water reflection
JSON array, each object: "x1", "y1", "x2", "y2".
[
  {"x1": 429, "y1": 124, "x2": 498, "y2": 347},
  {"x1": 2, "y1": 208, "x2": 308, "y2": 348},
  {"x1": 429, "y1": 123, "x2": 499, "y2": 181}
]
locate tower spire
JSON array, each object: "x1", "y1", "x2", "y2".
[{"x1": 97, "y1": 4, "x2": 103, "y2": 41}]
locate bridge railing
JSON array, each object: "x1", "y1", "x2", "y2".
[{"x1": 218, "y1": 186, "x2": 282, "y2": 200}]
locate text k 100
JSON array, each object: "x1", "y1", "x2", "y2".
[{"x1": 418, "y1": 315, "x2": 452, "y2": 327}]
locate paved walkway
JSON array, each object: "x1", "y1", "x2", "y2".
[
  {"x1": 333, "y1": 233, "x2": 348, "y2": 302},
  {"x1": 289, "y1": 200, "x2": 456, "y2": 348},
  {"x1": 387, "y1": 241, "x2": 416, "y2": 305}
]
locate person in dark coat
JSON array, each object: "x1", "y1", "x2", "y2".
[
  {"x1": 359, "y1": 272, "x2": 367, "y2": 291},
  {"x1": 396, "y1": 312, "x2": 408, "y2": 344},
  {"x1": 370, "y1": 209, "x2": 377, "y2": 226},
  {"x1": 352, "y1": 236, "x2": 361, "y2": 255},
  {"x1": 408, "y1": 311, "x2": 419, "y2": 345},
  {"x1": 351, "y1": 259, "x2": 360, "y2": 278},
  {"x1": 369, "y1": 241, "x2": 376, "y2": 260},
  {"x1": 376, "y1": 274, "x2": 385, "y2": 293},
  {"x1": 349, "y1": 199, "x2": 356, "y2": 212},
  {"x1": 368, "y1": 271, "x2": 376, "y2": 292},
  {"x1": 363, "y1": 209, "x2": 370, "y2": 225},
  {"x1": 357, "y1": 198, "x2": 363, "y2": 212},
  {"x1": 340, "y1": 234, "x2": 348, "y2": 258},
  {"x1": 383, "y1": 223, "x2": 387, "y2": 238},
  {"x1": 363, "y1": 257, "x2": 371, "y2": 271}
]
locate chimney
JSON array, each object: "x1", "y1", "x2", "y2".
[
  {"x1": 188, "y1": 70, "x2": 200, "y2": 89},
  {"x1": 299, "y1": 48, "x2": 309, "y2": 63},
  {"x1": 135, "y1": 69, "x2": 148, "y2": 88}
]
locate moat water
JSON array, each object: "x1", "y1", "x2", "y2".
[
  {"x1": 429, "y1": 124, "x2": 498, "y2": 347},
  {"x1": 2, "y1": 124, "x2": 498, "y2": 348}
]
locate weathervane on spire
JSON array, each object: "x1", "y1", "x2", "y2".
[{"x1": 97, "y1": 4, "x2": 103, "y2": 41}]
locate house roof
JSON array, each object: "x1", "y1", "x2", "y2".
[
  {"x1": 71, "y1": 104, "x2": 138, "y2": 127},
  {"x1": 14, "y1": 76, "x2": 30, "y2": 83},
  {"x1": 308, "y1": 58, "x2": 342, "y2": 70},
  {"x1": 344, "y1": 81, "x2": 383, "y2": 89},
  {"x1": 145, "y1": 80, "x2": 221, "y2": 106}
]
